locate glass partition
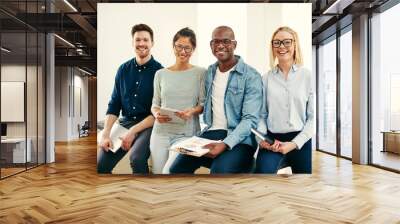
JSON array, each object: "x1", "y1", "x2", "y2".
[{"x1": 0, "y1": 1, "x2": 46, "y2": 179}]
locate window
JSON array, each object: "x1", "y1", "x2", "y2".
[
  {"x1": 317, "y1": 37, "x2": 337, "y2": 154},
  {"x1": 371, "y1": 3, "x2": 400, "y2": 171},
  {"x1": 339, "y1": 28, "x2": 352, "y2": 158}
]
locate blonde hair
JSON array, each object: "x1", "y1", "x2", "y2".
[{"x1": 269, "y1": 26, "x2": 303, "y2": 69}]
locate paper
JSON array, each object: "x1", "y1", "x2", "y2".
[
  {"x1": 159, "y1": 107, "x2": 185, "y2": 124},
  {"x1": 98, "y1": 123, "x2": 129, "y2": 153},
  {"x1": 169, "y1": 136, "x2": 220, "y2": 157}
]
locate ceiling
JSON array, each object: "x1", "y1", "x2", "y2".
[{"x1": 0, "y1": 0, "x2": 394, "y2": 75}]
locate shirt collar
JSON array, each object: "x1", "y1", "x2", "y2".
[
  {"x1": 212, "y1": 55, "x2": 245, "y2": 75},
  {"x1": 134, "y1": 55, "x2": 154, "y2": 69},
  {"x1": 272, "y1": 64, "x2": 298, "y2": 75}
]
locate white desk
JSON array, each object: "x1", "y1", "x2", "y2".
[{"x1": 1, "y1": 138, "x2": 31, "y2": 163}]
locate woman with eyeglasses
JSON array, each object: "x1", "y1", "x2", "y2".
[
  {"x1": 150, "y1": 27, "x2": 206, "y2": 174},
  {"x1": 255, "y1": 26, "x2": 314, "y2": 174}
]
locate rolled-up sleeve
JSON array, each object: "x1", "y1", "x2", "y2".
[
  {"x1": 151, "y1": 70, "x2": 162, "y2": 108},
  {"x1": 223, "y1": 72, "x2": 263, "y2": 149},
  {"x1": 106, "y1": 67, "x2": 122, "y2": 116}
]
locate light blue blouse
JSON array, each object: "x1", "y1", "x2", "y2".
[{"x1": 258, "y1": 64, "x2": 314, "y2": 149}]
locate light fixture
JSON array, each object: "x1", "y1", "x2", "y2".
[
  {"x1": 77, "y1": 67, "x2": 93, "y2": 76},
  {"x1": 322, "y1": 0, "x2": 354, "y2": 15},
  {"x1": 54, "y1": 34, "x2": 75, "y2": 48},
  {"x1": 63, "y1": 0, "x2": 78, "y2": 12},
  {"x1": 1, "y1": 47, "x2": 11, "y2": 53}
]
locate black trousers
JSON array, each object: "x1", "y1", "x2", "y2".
[{"x1": 255, "y1": 131, "x2": 312, "y2": 174}]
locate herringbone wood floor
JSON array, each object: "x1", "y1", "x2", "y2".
[{"x1": 1, "y1": 135, "x2": 400, "y2": 224}]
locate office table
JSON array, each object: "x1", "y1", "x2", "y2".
[
  {"x1": 381, "y1": 131, "x2": 400, "y2": 154},
  {"x1": 1, "y1": 138, "x2": 32, "y2": 165}
]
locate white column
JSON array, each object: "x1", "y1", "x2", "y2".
[
  {"x1": 46, "y1": 32, "x2": 55, "y2": 163},
  {"x1": 352, "y1": 14, "x2": 369, "y2": 164}
]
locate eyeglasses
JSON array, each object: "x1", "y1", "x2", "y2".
[
  {"x1": 210, "y1": 39, "x2": 236, "y2": 46},
  {"x1": 174, "y1": 44, "x2": 193, "y2": 53},
  {"x1": 271, "y1": 39, "x2": 294, "y2": 48}
]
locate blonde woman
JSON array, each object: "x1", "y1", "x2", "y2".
[{"x1": 256, "y1": 26, "x2": 314, "y2": 174}]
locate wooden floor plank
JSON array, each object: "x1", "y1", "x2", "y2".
[{"x1": 0, "y1": 135, "x2": 400, "y2": 223}]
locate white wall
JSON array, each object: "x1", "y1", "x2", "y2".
[
  {"x1": 1, "y1": 65, "x2": 30, "y2": 137},
  {"x1": 55, "y1": 67, "x2": 68, "y2": 141},
  {"x1": 196, "y1": 4, "x2": 247, "y2": 68},
  {"x1": 97, "y1": 3, "x2": 311, "y2": 120},
  {"x1": 54, "y1": 67, "x2": 89, "y2": 141}
]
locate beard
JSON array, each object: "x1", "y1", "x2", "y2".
[{"x1": 135, "y1": 46, "x2": 150, "y2": 59}]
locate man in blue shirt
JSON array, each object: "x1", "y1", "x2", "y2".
[
  {"x1": 98, "y1": 24, "x2": 163, "y2": 174},
  {"x1": 170, "y1": 26, "x2": 263, "y2": 174}
]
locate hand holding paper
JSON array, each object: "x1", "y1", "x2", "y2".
[
  {"x1": 169, "y1": 136, "x2": 220, "y2": 157},
  {"x1": 159, "y1": 107, "x2": 185, "y2": 124},
  {"x1": 174, "y1": 108, "x2": 194, "y2": 121},
  {"x1": 98, "y1": 123, "x2": 129, "y2": 153},
  {"x1": 203, "y1": 142, "x2": 227, "y2": 158},
  {"x1": 154, "y1": 111, "x2": 172, "y2": 123},
  {"x1": 99, "y1": 136, "x2": 114, "y2": 152}
]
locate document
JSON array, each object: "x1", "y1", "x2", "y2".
[
  {"x1": 98, "y1": 123, "x2": 128, "y2": 153},
  {"x1": 159, "y1": 107, "x2": 185, "y2": 124},
  {"x1": 169, "y1": 136, "x2": 220, "y2": 157},
  {"x1": 251, "y1": 128, "x2": 275, "y2": 145}
]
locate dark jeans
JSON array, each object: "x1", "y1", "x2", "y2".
[
  {"x1": 255, "y1": 131, "x2": 312, "y2": 174},
  {"x1": 97, "y1": 127, "x2": 152, "y2": 174},
  {"x1": 169, "y1": 130, "x2": 256, "y2": 174}
]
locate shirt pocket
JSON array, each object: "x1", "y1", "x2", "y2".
[{"x1": 226, "y1": 86, "x2": 244, "y2": 108}]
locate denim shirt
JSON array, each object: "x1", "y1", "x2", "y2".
[{"x1": 202, "y1": 56, "x2": 263, "y2": 149}]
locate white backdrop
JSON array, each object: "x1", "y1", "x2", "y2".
[{"x1": 97, "y1": 3, "x2": 311, "y2": 120}]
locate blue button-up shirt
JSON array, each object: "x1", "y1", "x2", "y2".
[
  {"x1": 202, "y1": 56, "x2": 263, "y2": 149},
  {"x1": 106, "y1": 56, "x2": 163, "y2": 127}
]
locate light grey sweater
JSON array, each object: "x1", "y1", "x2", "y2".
[{"x1": 152, "y1": 66, "x2": 206, "y2": 136}]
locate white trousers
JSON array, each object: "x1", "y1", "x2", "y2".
[{"x1": 149, "y1": 132, "x2": 180, "y2": 174}]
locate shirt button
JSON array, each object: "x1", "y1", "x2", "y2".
[
  {"x1": 144, "y1": 66, "x2": 146, "y2": 69},
  {"x1": 134, "y1": 94, "x2": 137, "y2": 97},
  {"x1": 138, "y1": 69, "x2": 141, "y2": 72},
  {"x1": 133, "y1": 116, "x2": 136, "y2": 120},
  {"x1": 133, "y1": 107, "x2": 136, "y2": 110},
  {"x1": 136, "y1": 82, "x2": 139, "y2": 85}
]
